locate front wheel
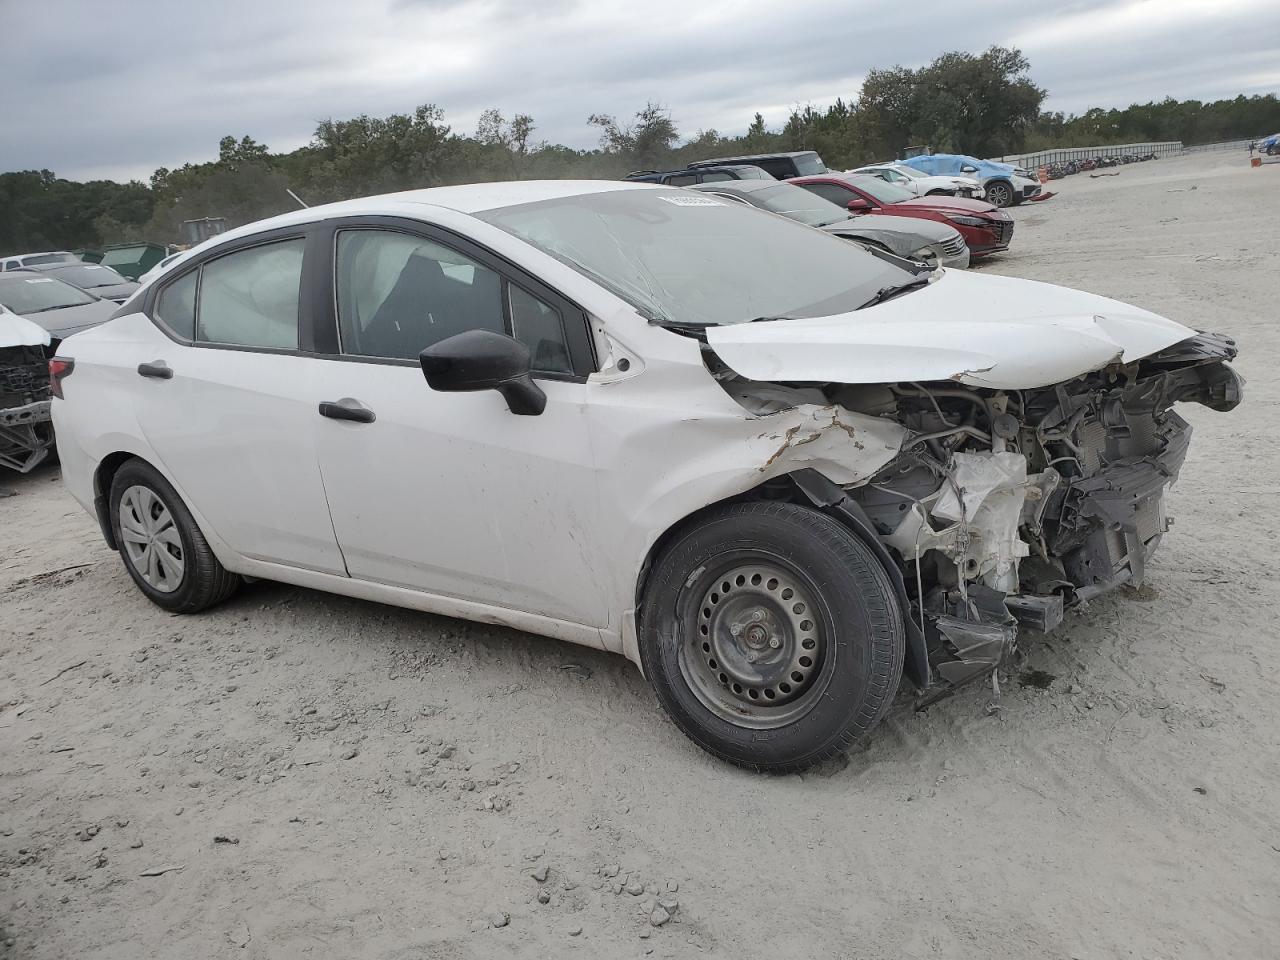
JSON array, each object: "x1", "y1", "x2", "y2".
[
  {"x1": 639, "y1": 502, "x2": 905, "y2": 772},
  {"x1": 985, "y1": 180, "x2": 1014, "y2": 207},
  {"x1": 109, "y1": 458, "x2": 239, "y2": 613}
]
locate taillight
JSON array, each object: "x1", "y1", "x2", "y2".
[{"x1": 49, "y1": 357, "x2": 75, "y2": 399}]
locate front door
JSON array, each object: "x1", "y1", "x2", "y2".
[{"x1": 308, "y1": 224, "x2": 609, "y2": 627}]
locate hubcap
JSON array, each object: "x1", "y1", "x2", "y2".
[
  {"x1": 680, "y1": 562, "x2": 827, "y2": 728},
  {"x1": 118, "y1": 485, "x2": 185, "y2": 593}
]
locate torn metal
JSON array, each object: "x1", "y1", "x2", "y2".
[
  {"x1": 706, "y1": 326, "x2": 1243, "y2": 701},
  {"x1": 0, "y1": 313, "x2": 54, "y2": 473}
]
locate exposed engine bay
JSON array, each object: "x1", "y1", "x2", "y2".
[
  {"x1": 708, "y1": 331, "x2": 1244, "y2": 701},
  {"x1": 0, "y1": 342, "x2": 55, "y2": 474}
]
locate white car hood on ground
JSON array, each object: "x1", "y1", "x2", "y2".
[
  {"x1": 0, "y1": 311, "x2": 53, "y2": 348},
  {"x1": 705, "y1": 271, "x2": 1196, "y2": 389}
]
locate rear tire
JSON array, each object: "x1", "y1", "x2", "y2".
[
  {"x1": 109, "y1": 458, "x2": 239, "y2": 613},
  {"x1": 639, "y1": 502, "x2": 905, "y2": 773}
]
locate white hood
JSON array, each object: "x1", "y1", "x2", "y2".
[
  {"x1": 0, "y1": 311, "x2": 53, "y2": 348},
  {"x1": 705, "y1": 271, "x2": 1196, "y2": 389}
]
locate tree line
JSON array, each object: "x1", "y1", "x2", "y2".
[{"x1": 3, "y1": 46, "x2": 1278, "y2": 254}]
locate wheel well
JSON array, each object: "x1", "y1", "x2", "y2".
[
  {"x1": 634, "y1": 475, "x2": 806, "y2": 609},
  {"x1": 93, "y1": 452, "x2": 141, "y2": 550},
  {"x1": 633, "y1": 469, "x2": 932, "y2": 690}
]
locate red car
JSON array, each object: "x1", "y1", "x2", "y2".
[{"x1": 791, "y1": 173, "x2": 1014, "y2": 258}]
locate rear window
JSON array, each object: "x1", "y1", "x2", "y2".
[{"x1": 793, "y1": 153, "x2": 828, "y2": 176}]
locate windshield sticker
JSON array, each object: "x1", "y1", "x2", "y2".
[
  {"x1": 24, "y1": 278, "x2": 55, "y2": 283},
  {"x1": 658, "y1": 195, "x2": 725, "y2": 207},
  {"x1": 84, "y1": 265, "x2": 105, "y2": 270}
]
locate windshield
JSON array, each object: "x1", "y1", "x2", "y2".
[
  {"x1": 478, "y1": 189, "x2": 910, "y2": 327},
  {"x1": 44, "y1": 264, "x2": 129, "y2": 289},
  {"x1": 739, "y1": 183, "x2": 849, "y2": 227},
  {"x1": 0, "y1": 275, "x2": 97, "y2": 313},
  {"x1": 846, "y1": 176, "x2": 915, "y2": 205},
  {"x1": 888, "y1": 166, "x2": 926, "y2": 180}
]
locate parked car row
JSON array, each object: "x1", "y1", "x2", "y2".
[
  {"x1": 625, "y1": 150, "x2": 1016, "y2": 264},
  {"x1": 44, "y1": 176, "x2": 1243, "y2": 773},
  {"x1": 688, "y1": 179, "x2": 972, "y2": 269},
  {"x1": 849, "y1": 162, "x2": 985, "y2": 200},
  {"x1": 900, "y1": 154, "x2": 1046, "y2": 207}
]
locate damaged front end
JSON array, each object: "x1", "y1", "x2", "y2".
[
  {"x1": 0, "y1": 328, "x2": 55, "y2": 474},
  {"x1": 837, "y1": 331, "x2": 1242, "y2": 699},
  {"x1": 705, "y1": 329, "x2": 1243, "y2": 701}
]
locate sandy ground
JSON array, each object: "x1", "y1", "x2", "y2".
[{"x1": 2, "y1": 150, "x2": 1278, "y2": 960}]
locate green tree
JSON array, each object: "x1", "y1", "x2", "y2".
[{"x1": 588, "y1": 102, "x2": 679, "y2": 169}]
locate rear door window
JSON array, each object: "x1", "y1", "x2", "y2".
[
  {"x1": 196, "y1": 240, "x2": 304, "y2": 349},
  {"x1": 792, "y1": 153, "x2": 828, "y2": 175}
]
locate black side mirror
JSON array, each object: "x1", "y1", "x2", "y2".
[{"x1": 419, "y1": 329, "x2": 546, "y2": 416}]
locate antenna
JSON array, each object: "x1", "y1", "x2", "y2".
[{"x1": 286, "y1": 188, "x2": 309, "y2": 209}]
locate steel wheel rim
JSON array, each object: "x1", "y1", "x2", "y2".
[
  {"x1": 678, "y1": 560, "x2": 830, "y2": 729},
  {"x1": 119, "y1": 485, "x2": 185, "y2": 593}
]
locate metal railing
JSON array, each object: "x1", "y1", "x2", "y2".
[
  {"x1": 992, "y1": 141, "x2": 1183, "y2": 168},
  {"x1": 1184, "y1": 137, "x2": 1270, "y2": 153}
]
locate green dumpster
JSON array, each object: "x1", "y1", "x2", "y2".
[{"x1": 99, "y1": 242, "x2": 169, "y2": 281}]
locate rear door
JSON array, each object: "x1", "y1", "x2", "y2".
[
  {"x1": 306, "y1": 219, "x2": 609, "y2": 627},
  {"x1": 128, "y1": 228, "x2": 346, "y2": 574}
]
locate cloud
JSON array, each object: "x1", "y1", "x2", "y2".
[{"x1": 1, "y1": 0, "x2": 1276, "y2": 181}]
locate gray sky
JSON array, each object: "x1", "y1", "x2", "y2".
[{"x1": 2, "y1": 0, "x2": 1277, "y2": 183}]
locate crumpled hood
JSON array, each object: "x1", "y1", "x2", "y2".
[
  {"x1": 705, "y1": 270, "x2": 1197, "y2": 390},
  {"x1": 0, "y1": 311, "x2": 53, "y2": 348}
]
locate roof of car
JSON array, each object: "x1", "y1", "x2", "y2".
[
  {"x1": 688, "y1": 179, "x2": 779, "y2": 195},
  {"x1": 2, "y1": 251, "x2": 75, "y2": 261},
  {"x1": 689, "y1": 151, "x2": 819, "y2": 167},
  {"x1": 623, "y1": 164, "x2": 764, "y2": 181},
  {"x1": 164, "y1": 180, "x2": 666, "y2": 260}
]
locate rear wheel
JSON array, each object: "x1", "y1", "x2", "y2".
[
  {"x1": 985, "y1": 180, "x2": 1014, "y2": 207},
  {"x1": 639, "y1": 502, "x2": 905, "y2": 772},
  {"x1": 109, "y1": 458, "x2": 239, "y2": 613}
]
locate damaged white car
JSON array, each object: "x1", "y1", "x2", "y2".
[
  {"x1": 51, "y1": 182, "x2": 1243, "y2": 771},
  {"x1": 1, "y1": 305, "x2": 56, "y2": 473}
]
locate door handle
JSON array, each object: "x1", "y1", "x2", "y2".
[
  {"x1": 318, "y1": 398, "x2": 376, "y2": 424},
  {"x1": 137, "y1": 360, "x2": 173, "y2": 379}
]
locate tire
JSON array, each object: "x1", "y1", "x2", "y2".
[
  {"x1": 985, "y1": 180, "x2": 1014, "y2": 207},
  {"x1": 109, "y1": 457, "x2": 239, "y2": 613},
  {"x1": 639, "y1": 502, "x2": 905, "y2": 773}
]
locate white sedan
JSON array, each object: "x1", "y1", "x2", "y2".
[
  {"x1": 51, "y1": 181, "x2": 1242, "y2": 772},
  {"x1": 851, "y1": 163, "x2": 984, "y2": 200}
]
